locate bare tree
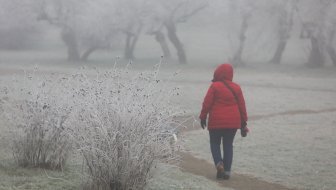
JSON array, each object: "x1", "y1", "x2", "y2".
[
  {"x1": 269, "y1": 0, "x2": 297, "y2": 64},
  {"x1": 148, "y1": 0, "x2": 208, "y2": 64},
  {"x1": 215, "y1": 0, "x2": 255, "y2": 67},
  {"x1": 36, "y1": 0, "x2": 80, "y2": 61},
  {"x1": 118, "y1": 0, "x2": 147, "y2": 60},
  {"x1": 37, "y1": 0, "x2": 123, "y2": 62},
  {"x1": 326, "y1": 27, "x2": 336, "y2": 66},
  {"x1": 123, "y1": 22, "x2": 143, "y2": 60},
  {"x1": 230, "y1": 0, "x2": 257, "y2": 67},
  {"x1": 78, "y1": 0, "x2": 124, "y2": 61},
  {"x1": 297, "y1": 0, "x2": 336, "y2": 67},
  {"x1": 324, "y1": 1, "x2": 336, "y2": 66},
  {"x1": 147, "y1": 19, "x2": 172, "y2": 59}
]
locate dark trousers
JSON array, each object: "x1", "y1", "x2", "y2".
[{"x1": 209, "y1": 129, "x2": 237, "y2": 172}]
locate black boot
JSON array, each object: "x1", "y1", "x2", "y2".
[
  {"x1": 216, "y1": 161, "x2": 224, "y2": 179},
  {"x1": 223, "y1": 171, "x2": 231, "y2": 180}
]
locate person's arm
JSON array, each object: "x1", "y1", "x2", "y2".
[
  {"x1": 199, "y1": 84, "x2": 215, "y2": 120},
  {"x1": 237, "y1": 87, "x2": 248, "y2": 122}
]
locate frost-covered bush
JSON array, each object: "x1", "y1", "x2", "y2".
[
  {"x1": 66, "y1": 64, "x2": 182, "y2": 190},
  {"x1": 0, "y1": 64, "x2": 182, "y2": 189},
  {"x1": 1, "y1": 71, "x2": 74, "y2": 170}
]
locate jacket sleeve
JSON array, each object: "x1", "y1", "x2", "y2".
[
  {"x1": 237, "y1": 87, "x2": 248, "y2": 122},
  {"x1": 199, "y1": 84, "x2": 215, "y2": 120}
]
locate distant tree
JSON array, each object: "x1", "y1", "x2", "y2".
[
  {"x1": 37, "y1": 0, "x2": 123, "y2": 62},
  {"x1": 269, "y1": 0, "x2": 297, "y2": 64},
  {"x1": 36, "y1": 0, "x2": 79, "y2": 61},
  {"x1": 78, "y1": 0, "x2": 125, "y2": 61},
  {"x1": 123, "y1": 21, "x2": 143, "y2": 60},
  {"x1": 226, "y1": 0, "x2": 255, "y2": 67},
  {"x1": 232, "y1": 0, "x2": 253, "y2": 67},
  {"x1": 211, "y1": 0, "x2": 256, "y2": 67},
  {"x1": 325, "y1": 28, "x2": 336, "y2": 66},
  {"x1": 118, "y1": 0, "x2": 147, "y2": 60},
  {"x1": 146, "y1": 17, "x2": 172, "y2": 59},
  {"x1": 147, "y1": 0, "x2": 208, "y2": 64},
  {"x1": 323, "y1": 1, "x2": 336, "y2": 66},
  {"x1": 297, "y1": 0, "x2": 336, "y2": 67}
]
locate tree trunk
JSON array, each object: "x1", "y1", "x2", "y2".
[
  {"x1": 327, "y1": 46, "x2": 336, "y2": 66},
  {"x1": 327, "y1": 29, "x2": 336, "y2": 66},
  {"x1": 165, "y1": 19, "x2": 187, "y2": 64},
  {"x1": 270, "y1": 2, "x2": 295, "y2": 65},
  {"x1": 306, "y1": 37, "x2": 324, "y2": 67},
  {"x1": 81, "y1": 47, "x2": 97, "y2": 62},
  {"x1": 124, "y1": 34, "x2": 134, "y2": 60},
  {"x1": 61, "y1": 27, "x2": 80, "y2": 62},
  {"x1": 270, "y1": 40, "x2": 287, "y2": 64},
  {"x1": 124, "y1": 24, "x2": 142, "y2": 60},
  {"x1": 232, "y1": 14, "x2": 249, "y2": 67},
  {"x1": 154, "y1": 31, "x2": 171, "y2": 59}
]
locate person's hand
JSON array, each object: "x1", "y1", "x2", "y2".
[
  {"x1": 241, "y1": 121, "x2": 248, "y2": 137},
  {"x1": 241, "y1": 121, "x2": 247, "y2": 128},
  {"x1": 201, "y1": 119, "x2": 207, "y2": 129}
]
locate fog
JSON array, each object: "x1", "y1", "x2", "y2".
[
  {"x1": 1, "y1": 0, "x2": 336, "y2": 190},
  {"x1": 0, "y1": 0, "x2": 335, "y2": 67}
]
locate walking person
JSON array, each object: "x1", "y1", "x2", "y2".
[{"x1": 199, "y1": 63, "x2": 248, "y2": 179}]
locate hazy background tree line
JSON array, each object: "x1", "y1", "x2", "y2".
[{"x1": 0, "y1": 0, "x2": 336, "y2": 67}]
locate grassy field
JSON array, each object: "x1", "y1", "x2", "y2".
[
  {"x1": 1, "y1": 18, "x2": 336, "y2": 189},
  {"x1": 1, "y1": 62, "x2": 336, "y2": 189},
  {"x1": 0, "y1": 64, "x2": 234, "y2": 190}
]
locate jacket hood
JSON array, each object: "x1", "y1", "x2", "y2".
[{"x1": 212, "y1": 63, "x2": 233, "y2": 82}]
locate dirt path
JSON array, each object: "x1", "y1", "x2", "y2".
[
  {"x1": 179, "y1": 152, "x2": 297, "y2": 190},
  {"x1": 175, "y1": 108, "x2": 336, "y2": 189},
  {"x1": 249, "y1": 108, "x2": 336, "y2": 121}
]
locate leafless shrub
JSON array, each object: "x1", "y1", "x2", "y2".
[
  {"x1": 0, "y1": 63, "x2": 182, "y2": 188},
  {"x1": 66, "y1": 64, "x2": 182, "y2": 190},
  {"x1": 1, "y1": 71, "x2": 73, "y2": 170}
]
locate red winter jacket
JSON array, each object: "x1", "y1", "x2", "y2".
[{"x1": 199, "y1": 64, "x2": 247, "y2": 130}]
